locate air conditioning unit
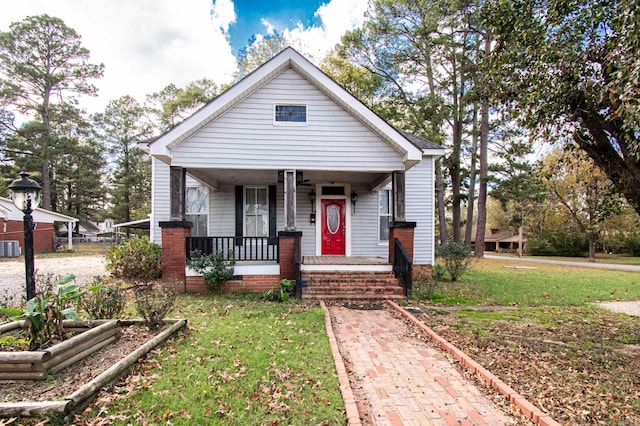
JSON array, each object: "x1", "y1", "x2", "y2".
[{"x1": 0, "y1": 240, "x2": 20, "y2": 257}]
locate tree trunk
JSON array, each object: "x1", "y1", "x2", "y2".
[
  {"x1": 435, "y1": 158, "x2": 449, "y2": 245},
  {"x1": 588, "y1": 233, "x2": 597, "y2": 262},
  {"x1": 474, "y1": 31, "x2": 492, "y2": 258},
  {"x1": 465, "y1": 105, "x2": 479, "y2": 244}
]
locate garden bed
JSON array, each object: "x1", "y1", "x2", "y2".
[
  {"x1": 0, "y1": 319, "x2": 186, "y2": 418},
  {"x1": 0, "y1": 320, "x2": 121, "y2": 380}
]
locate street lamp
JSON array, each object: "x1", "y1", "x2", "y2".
[{"x1": 8, "y1": 169, "x2": 41, "y2": 301}]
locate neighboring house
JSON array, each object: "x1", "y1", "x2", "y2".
[
  {"x1": 0, "y1": 196, "x2": 77, "y2": 254},
  {"x1": 146, "y1": 48, "x2": 445, "y2": 297},
  {"x1": 59, "y1": 219, "x2": 115, "y2": 239},
  {"x1": 472, "y1": 229, "x2": 527, "y2": 253}
]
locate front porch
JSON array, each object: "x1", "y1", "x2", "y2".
[{"x1": 175, "y1": 234, "x2": 413, "y2": 299}]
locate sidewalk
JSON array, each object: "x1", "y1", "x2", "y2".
[
  {"x1": 328, "y1": 304, "x2": 517, "y2": 425},
  {"x1": 484, "y1": 254, "x2": 640, "y2": 272}
]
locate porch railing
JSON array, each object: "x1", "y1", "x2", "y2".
[
  {"x1": 186, "y1": 237, "x2": 279, "y2": 262},
  {"x1": 393, "y1": 238, "x2": 413, "y2": 298}
]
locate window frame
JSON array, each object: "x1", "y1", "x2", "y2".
[
  {"x1": 273, "y1": 103, "x2": 308, "y2": 126},
  {"x1": 378, "y1": 188, "x2": 392, "y2": 244},
  {"x1": 185, "y1": 186, "x2": 209, "y2": 238},
  {"x1": 244, "y1": 186, "x2": 270, "y2": 238}
]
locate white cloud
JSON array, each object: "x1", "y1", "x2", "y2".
[
  {"x1": 0, "y1": 0, "x2": 238, "y2": 117},
  {"x1": 284, "y1": 0, "x2": 369, "y2": 62},
  {"x1": 211, "y1": 0, "x2": 237, "y2": 34},
  {"x1": 0, "y1": 0, "x2": 369, "y2": 120},
  {"x1": 261, "y1": 18, "x2": 276, "y2": 35}
]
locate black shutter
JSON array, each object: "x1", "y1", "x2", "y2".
[
  {"x1": 235, "y1": 186, "x2": 243, "y2": 246},
  {"x1": 269, "y1": 185, "x2": 277, "y2": 244}
]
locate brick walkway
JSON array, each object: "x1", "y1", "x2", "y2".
[{"x1": 328, "y1": 305, "x2": 515, "y2": 425}]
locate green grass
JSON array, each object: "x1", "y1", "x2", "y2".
[
  {"x1": 489, "y1": 252, "x2": 640, "y2": 265},
  {"x1": 432, "y1": 258, "x2": 640, "y2": 306},
  {"x1": 78, "y1": 296, "x2": 345, "y2": 425}
]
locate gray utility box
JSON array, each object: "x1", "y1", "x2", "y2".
[{"x1": 0, "y1": 240, "x2": 20, "y2": 257}]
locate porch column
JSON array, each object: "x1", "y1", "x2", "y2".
[
  {"x1": 170, "y1": 167, "x2": 187, "y2": 221},
  {"x1": 67, "y1": 221, "x2": 73, "y2": 251},
  {"x1": 283, "y1": 169, "x2": 296, "y2": 231},
  {"x1": 388, "y1": 221, "x2": 416, "y2": 265},
  {"x1": 279, "y1": 230, "x2": 302, "y2": 281},
  {"x1": 159, "y1": 220, "x2": 192, "y2": 290},
  {"x1": 392, "y1": 171, "x2": 406, "y2": 222}
]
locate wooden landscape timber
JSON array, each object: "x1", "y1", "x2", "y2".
[
  {"x1": 0, "y1": 320, "x2": 121, "y2": 380},
  {"x1": 0, "y1": 319, "x2": 187, "y2": 418}
]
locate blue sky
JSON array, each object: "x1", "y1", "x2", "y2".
[
  {"x1": 230, "y1": 0, "x2": 326, "y2": 52},
  {"x1": 1, "y1": 0, "x2": 368, "y2": 116}
]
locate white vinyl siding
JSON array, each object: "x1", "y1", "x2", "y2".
[
  {"x1": 151, "y1": 158, "x2": 170, "y2": 245},
  {"x1": 172, "y1": 69, "x2": 404, "y2": 171},
  {"x1": 350, "y1": 184, "x2": 388, "y2": 257},
  {"x1": 406, "y1": 157, "x2": 436, "y2": 264},
  {"x1": 209, "y1": 184, "x2": 236, "y2": 236}
]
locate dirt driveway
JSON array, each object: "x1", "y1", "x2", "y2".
[{"x1": 0, "y1": 255, "x2": 106, "y2": 305}]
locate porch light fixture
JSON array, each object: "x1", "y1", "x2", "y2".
[
  {"x1": 309, "y1": 189, "x2": 316, "y2": 224},
  {"x1": 8, "y1": 169, "x2": 42, "y2": 301},
  {"x1": 351, "y1": 190, "x2": 358, "y2": 214}
]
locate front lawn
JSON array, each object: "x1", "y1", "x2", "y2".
[
  {"x1": 433, "y1": 258, "x2": 640, "y2": 306},
  {"x1": 75, "y1": 296, "x2": 345, "y2": 425},
  {"x1": 415, "y1": 258, "x2": 640, "y2": 424}
]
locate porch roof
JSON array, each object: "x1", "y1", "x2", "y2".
[
  {"x1": 187, "y1": 168, "x2": 392, "y2": 191},
  {"x1": 148, "y1": 48, "x2": 432, "y2": 167}
]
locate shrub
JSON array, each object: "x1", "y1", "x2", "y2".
[
  {"x1": 106, "y1": 237, "x2": 162, "y2": 287},
  {"x1": 134, "y1": 285, "x2": 176, "y2": 329},
  {"x1": 412, "y1": 270, "x2": 438, "y2": 300},
  {"x1": 279, "y1": 279, "x2": 296, "y2": 302},
  {"x1": 439, "y1": 242, "x2": 473, "y2": 282},
  {"x1": 260, "y1": 279, "x2": 296, "y2": 302},
  {"x1": 432, "y1": 263, "x2": 446, "y2": 281},
  {"x1": 186, "y1": 249, "x2": 235, "y2": 293},
  {"x1": 78, "y1": 277, "x2": 126, "y2": 319},
  {"x1": 527, "y1": 230, "x2": 588, "y2": 257}
]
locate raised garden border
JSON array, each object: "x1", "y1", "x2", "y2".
[
  {"x1": 0, "y1": 318, "x2": 187, "y2": 418},
  {"x1": 0, "y1": 320, "x2": 121, "y2": 380}
]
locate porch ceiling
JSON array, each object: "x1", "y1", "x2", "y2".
[{"x1": 188, "y1": 168, "x2": 390, "y2": 188}]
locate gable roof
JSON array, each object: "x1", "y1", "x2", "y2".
[
  {"x1": 396, "y1": 129, "x2": 443, "y2": 152},
  {"x1": 0, "y1": 197, "x2": 78, "y2": 224},
  {"x1": 149, "y1": 47, "x2": 443, "y2": 166}
]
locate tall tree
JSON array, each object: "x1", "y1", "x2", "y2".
[
  {"x1": 481, "y1": 0, "x2": 640, "y2": 214},
  {"x1": 491, "y1": 148, "x2": 547, "y2": 256},
  {"x1": 94, "y1": 96, "x2": 152, "y2": 225},
  {"x1": 539, "y1": 148, "x2": 622, "y2": 262},
  {"x1": 146, "y1": 79, "x2": 220, "y2": 132},
  {"x1": 339, "y1": 0, "x2": 497, "y2": 244},
  {"x1": 0, "y1": 14, "x2": 103, "y2": 209},
  {"x1": 52, "y1": 114, "x2": 105, "y2": 223},
  {"x1": 235, "y1": 32, "x2": 290, "y2": 81}
]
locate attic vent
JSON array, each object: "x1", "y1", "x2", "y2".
[{"x1": 274, "y1": 104, "x2": 307, "y2": 124}]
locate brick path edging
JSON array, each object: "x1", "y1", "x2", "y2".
[
  {"x1": 387, "y1": 301, "x2": 561, "y2": 426},
  {"x1": 320, "y1": 301, "x2": 362, "y2": 426}
]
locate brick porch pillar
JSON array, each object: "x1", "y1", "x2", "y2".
[
  {"x1": 159, "y1": 220, "x2": 192, "y2": 290},
  {"x1": 278, "y1": 230, "x2": 302, "y2": 281},
  {"x1": 388, "y1": 221, "x2": 416, "y2": 265}
]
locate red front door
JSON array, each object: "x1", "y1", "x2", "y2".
[{"x1": 321, "y1": 199, "x2": 346, "y2": 255}]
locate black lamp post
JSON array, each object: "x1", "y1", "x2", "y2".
[{"x1": 8, "y1": 169, "x2": 41, "y2": 301}]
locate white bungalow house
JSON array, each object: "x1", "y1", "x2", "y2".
[{"x1": 147, "y1": 48, "x2": 444, "y2": 298}]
